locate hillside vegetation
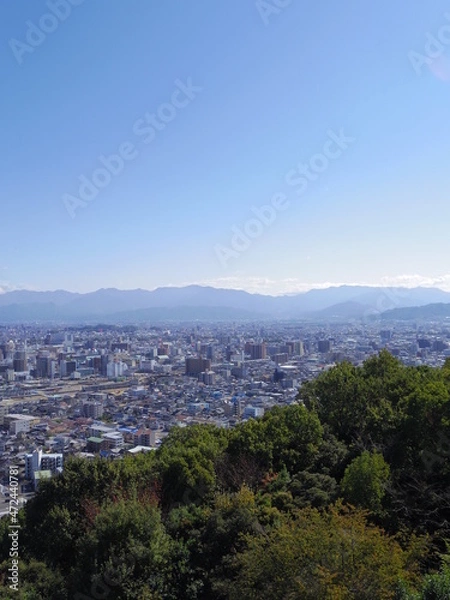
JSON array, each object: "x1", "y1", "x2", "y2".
[{"x1": 2, "y1": 350, "x2": 450, "y2": 599}]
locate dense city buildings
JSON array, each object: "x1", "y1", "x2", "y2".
[{"x1": 1, "y1": 316, "x2": 450, "y2": 512}]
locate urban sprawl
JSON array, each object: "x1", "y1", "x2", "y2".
[{"x1": 1, "y1": 318, "x2": 450, "y2": 514}]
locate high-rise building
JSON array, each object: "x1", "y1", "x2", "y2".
[
  {"x1": 25, "y1": 449, "x2": 63, "y2": 479},
  {"x1": 107, "y1": 360, "x2": 128, "y2": 378},
  {"x1": 273, "y1": 353, "x2": 288, "y2": 365},
  {"x1": 200, "y1": 371, "x2": 216, "y2": 385},
  {"x1": 246, "y1": 343, "x2": 267, "y2": 360},
  {"x1": 185, "y1": 357, "x2": 211, "y2": 376},
  {"x1": 90, "y1": 356, "x2": 103, "y2": 372},
  {"x1": 318, "y1": 340, "x2": 332, "y2": 353},
  {"x1": 433, "y1": 340, "x2": 448, "y2": 352},
  {"x1": 64, "y1": 333, "x2": 74, "y2": 350},
  {"x1": 233, "y1": 397, "x2": 242, "y2": 418},
  {"x1": 66, "y1": 360, "x2": 77, "y2": 376},
  {"x1": 13, "y1": 351, "x2": 27, "y2": 372},
  {"x1": 200, "y1": 344, "x2": 215, "y2": 360},
  {"x1": 111, "y1": 341, "x2": 129, "y2": 352},
  {"x1": 101, "y1": 354, "x2": 109, "y2": 377},
  {"x1": 36, "y1": 356, "x2": 50, "y2": 378},
  {"x1": 49, "y1": 360, "x2": 56, "y2": 379},
  {"x1": 294, "y1": 341, "x2": 305, "y2": 356},
  {"x1": 36, "y1": 356, "x2": 56, "y2": 379},
  {"x1": 59, "y1": 360, "x2": 67, "y2": 378},
  {"x1": 418, "y1": 338, "x2": 431, "y2": 349}
]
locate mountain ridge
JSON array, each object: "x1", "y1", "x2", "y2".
[
  {"x1": 380, "y1": 302, "x2": 450, "y2": 321},
  {"x1": 0, "y1": 285, "x2": 449, "y2": 323}
]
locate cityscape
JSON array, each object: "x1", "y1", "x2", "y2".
[
  {"x1": 3, "y1": 0, "x2": 450, "y2": 596},
  {"x1": 1, "y1": 304, "x2": 450, "y2": 510}
]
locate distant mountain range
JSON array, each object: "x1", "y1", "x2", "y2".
[
  {"x1": 0, "y1": 285, "x2": 450, "y2": 323},
  {"x1": 380, "y1": 303, "x2": 450, "y2": 321}
]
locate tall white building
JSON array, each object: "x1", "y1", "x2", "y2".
[
  {"x1": 107, "y1": 360, "x2": 128, "y2": 378},
  {"x1": 25, "y1": 449, "x2": 64, "y2": 481}
]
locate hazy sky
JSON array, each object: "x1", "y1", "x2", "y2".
[{"x1": 2, "y1": 0, "x2": 450, "y2": 295}]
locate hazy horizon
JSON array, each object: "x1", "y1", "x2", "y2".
[{"x1": 3, "y1": 277, "x2": 450, "y2": 297}]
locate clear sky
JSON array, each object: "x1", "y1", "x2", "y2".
[{"x1": 1, "y1": 0, "x2": 450, "y2": 295}]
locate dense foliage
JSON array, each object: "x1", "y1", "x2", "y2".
[{"x1": 2, "y1": 350, "x2": 450, "y2": 598}]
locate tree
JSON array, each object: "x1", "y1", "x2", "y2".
[
  {"x1": 227, "y1": 503, "x2": 422, "y2": 600},
  {"x1": 0, "y1": 559, "x2": 67, "y2": 600},
  {"x1": 69, "y1": 498, "x2": 172, "y2": 599},
  {"x1": 341, "y1": 451, "x2": 390, "y2": 514},
  {"x1": 226, "y1": 404, "x2": 323, "y2": 480},
  {"x1": 156, "y1": 424, "x2": 228, "y2": 508}
]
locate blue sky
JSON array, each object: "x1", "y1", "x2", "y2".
[{"x1": 1, "y1": 0, "x2": 450, "y2": 295}]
